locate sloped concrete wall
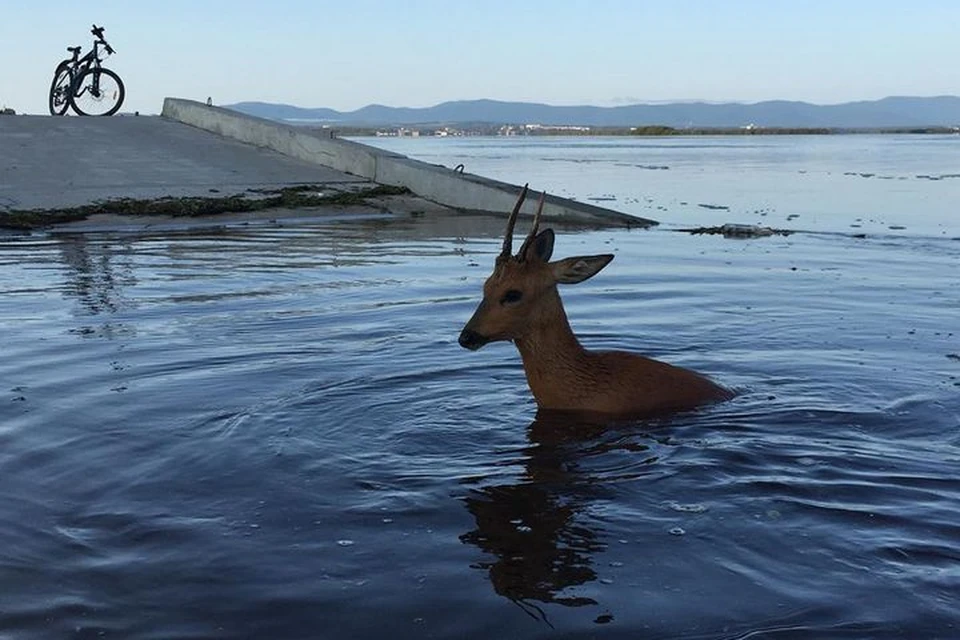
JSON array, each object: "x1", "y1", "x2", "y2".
[{"x1": 161, "y1": 98, "x2": 654, "y2": 226}]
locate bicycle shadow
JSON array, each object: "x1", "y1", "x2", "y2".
[{"x1": 459, "y1": 410, "x2": 663, "y2": 624}]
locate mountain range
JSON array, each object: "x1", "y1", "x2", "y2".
[{"x1": 225, "y1": 96, "x2": 960, "y2": 128}]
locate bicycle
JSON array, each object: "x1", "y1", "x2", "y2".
[{"x1": 48, "y1": 24, "x2": 125, "y2": 117}]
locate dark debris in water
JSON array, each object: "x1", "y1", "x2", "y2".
[
  {"x1": 678, "y1": 223, "x2": 793, "y2": 238},
  {"x1": 917, "y1": 173, "x2": 960, "y2": 181},
  {"x1": 844, "y1": 171, "x2": 960, "y2": 181},
  {"x1": 0, "y1": 184, "x2": 412, "y2": 230}
]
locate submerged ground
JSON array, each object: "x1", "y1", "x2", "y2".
[
  {"x1": 2, "y1": 215, "x2": 957, "y2": 638},
  {"x1": 1, "y1": 134, "x2": 958, "y2": 638}
]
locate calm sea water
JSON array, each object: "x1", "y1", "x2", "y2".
[
  {"x1": 1, "y1": 136, "x2": 958, "y2": 639},
  {"x1": 367, "y1": 134, "x2": 960, "y2": 237}
]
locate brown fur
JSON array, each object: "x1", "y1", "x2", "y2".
[{"x1": 459, "y1": 224, "x2": 731, "y2": 417}]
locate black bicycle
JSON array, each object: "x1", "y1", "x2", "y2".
[{"x1": 48, "y1": 24, "x2": 125, "y2": 116}]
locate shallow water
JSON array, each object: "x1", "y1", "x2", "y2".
[
  {"x1": 2, "y1": 137, "x2": 959, "y2": 638},
  {"x1": 365, "y1": 134, "x2": 960, "y2": 237}
]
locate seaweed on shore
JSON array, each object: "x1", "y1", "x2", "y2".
[
  {"x1": 0, "y1": 184, "x2": 411, "y2": 230},
  {"x1": 678, "y1": 224, "x2": 793, "y2": 238}
]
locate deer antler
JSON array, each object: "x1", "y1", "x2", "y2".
[
  {"x1": 517, "y1": 191, "x2": 546, "y2": 260},
  {"x1": 500, "y1": 183, "x2": 529, "y2": 261}
]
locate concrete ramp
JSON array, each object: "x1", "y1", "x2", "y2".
[
  {"x1": 1, "y1": 101, "x2": 655, "y2": 228},
  {"x1": 0, "y1": 114, "x2": 368, "y2": 213}
]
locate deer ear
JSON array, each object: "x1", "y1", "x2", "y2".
[
  {"x1": 522, "y1": 228, "x2": 555, "y2": 263},
  {"x1": 550, "y1": 254, "x2": 614, "y2": 284}
]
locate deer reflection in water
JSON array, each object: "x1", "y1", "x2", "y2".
[{"x1": 460, "y1": 411, "x2": 661, "y2": 623}]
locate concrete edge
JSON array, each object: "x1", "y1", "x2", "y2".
[{"x1": 160, "y1": 98, "x2": 657, "y2": 227}]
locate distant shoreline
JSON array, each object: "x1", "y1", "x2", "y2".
[
  {"x1": 329, "y1": 124, "x2": 960, "y2": 138},
  {"x1": 228, "y1": 96, "x2": 960, "y2": 133}
]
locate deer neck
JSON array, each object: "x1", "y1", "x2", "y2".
[{"x1": 513, "y1": 288, "x2": 590, "y2": 405}]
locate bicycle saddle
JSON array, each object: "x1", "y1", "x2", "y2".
[{"x1": 67, "y1": 46, "x2": 82, "y2": 54}]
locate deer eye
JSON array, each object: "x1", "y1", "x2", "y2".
[{"x1": 500, "y1": 289, "x2": 523, "y2": 305}]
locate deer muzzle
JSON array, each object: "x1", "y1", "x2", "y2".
[
  {"x1": 458, "y1": 327, "x2": 489, "y2": 351},
  {"x1": 459, "y1": 299, "x2": 494, "y2": 350}
]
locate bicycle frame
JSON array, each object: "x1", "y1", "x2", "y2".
[
  {"x1": 71, "y1": 41, "x2": 107, "y2": 95},
  {"x1": 59, "y1": 38, "x2": 109, "y2": 87}
]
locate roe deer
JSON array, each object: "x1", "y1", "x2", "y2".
[{"x1": 458, "y1": 185, "x2": 732, "y2": 417}]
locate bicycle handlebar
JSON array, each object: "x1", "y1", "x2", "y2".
[{"x1": 90, "y1": 24, "x2": 116, "y2": 54}]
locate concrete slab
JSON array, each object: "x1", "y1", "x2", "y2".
[
  {"x1": 0, "y1": 114, "x2": 368, "y2": 212},
  {"x1": 1, "y1": 106, "x2": 655, "y2": 231}
]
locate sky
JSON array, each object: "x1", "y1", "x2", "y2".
[{"x1": 2, "y1": 0, "x2": 958, "y2": 115}]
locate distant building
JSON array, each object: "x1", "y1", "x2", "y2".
[{"x1": 523, "y1": 123, "x2": 591, "y2": 133}]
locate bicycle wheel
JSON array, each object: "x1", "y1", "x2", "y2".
[
  {"x1": 69, "y1": 67, "x2": 125, "y2": 116},
  {"x1": 48, "y1": 63, "x2": 73, "y2": 115}
]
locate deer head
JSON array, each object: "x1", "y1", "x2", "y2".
[{"x1": 458, "y1": 185, "x2": 614, "y2": 351}]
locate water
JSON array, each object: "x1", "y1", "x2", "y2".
[
  {"x1": 367, "y1": 134, "x2": 960, "y2": 237},
  {"x1": 1, "y1": 136, "x2": 958, "y2": 638}
]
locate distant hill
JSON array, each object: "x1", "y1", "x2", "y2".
[{"x1": 225, "y1": 96, "x2": 960, "y2": 128}]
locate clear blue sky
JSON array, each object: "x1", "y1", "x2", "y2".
[{"x1": 2, "y1": 0, "x2": 958, "y2": 115}]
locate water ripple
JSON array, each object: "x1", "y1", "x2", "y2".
[{"x1": 1, "y1": 195, "x2": 958, "y2": 637}]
